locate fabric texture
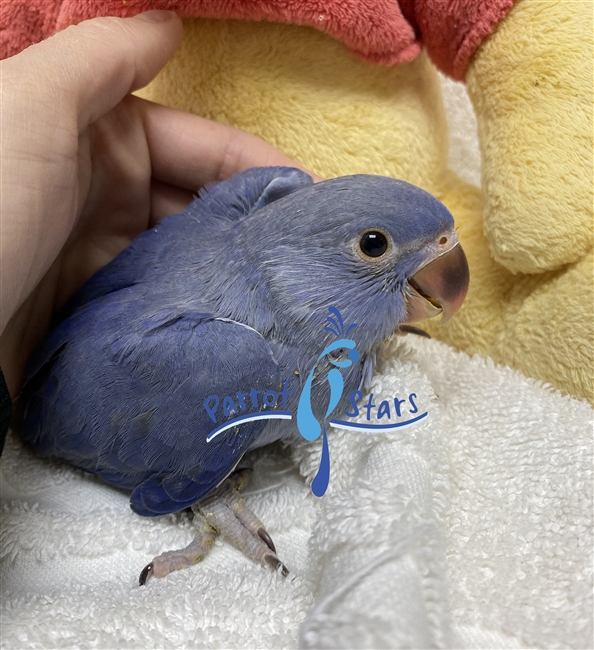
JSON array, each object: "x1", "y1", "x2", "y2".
[
  {"x1": 1, "y1": 335, "x2": 591, "y2": 648},
  {"x1": 0, "y1": 0, "x2": 514, "y2": 79},
  {"x1": 400, "y1": 0, "x2": 515, "y2": 79},
  {"x1": 0, "y1": 369, "x2": 11, "y2": 456},
  {"x1": 467, "y1": 0, "x2": 593, "y2": 273}
]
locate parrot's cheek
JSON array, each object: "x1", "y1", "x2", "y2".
[{"x1": 405, "y1": 244, "x2": 470, "y2": 324}]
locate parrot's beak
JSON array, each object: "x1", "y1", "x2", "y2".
[{"x1": 405, "y1": 234, "x2": 469, "y2": 324}]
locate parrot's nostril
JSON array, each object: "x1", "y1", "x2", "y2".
[{"x1": 439, "y1": 236, "x2": 448, "y2": 245}]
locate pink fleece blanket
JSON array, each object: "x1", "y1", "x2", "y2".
[{"x1": 1, "y1": 0, "x2": 514, "y2": 80}]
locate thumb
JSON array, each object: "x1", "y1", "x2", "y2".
[{"x1": 11, "y1": 11, "x2": 183, "y2": 128}]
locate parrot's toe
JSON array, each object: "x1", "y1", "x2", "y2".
[
  {"x1": 139, "y1": 509, "x2": 216, "y2": 585},
  {"x1": 139, "y1": 470, "x2": 288, "y2": 585},
  {"x1": 196, "y1": 469, "x2": 289, "y2": 577}
]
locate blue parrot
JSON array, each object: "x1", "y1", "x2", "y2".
[{"x1": 13, "y1": 167, "x2": 469, "y2": 584}]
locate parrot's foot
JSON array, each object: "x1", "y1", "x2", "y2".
[
  {"x1": 139, "y1": 469, "x2": 288, "y2": 585},
  {"x1": 139, "y1": 512, "x2": 216, "y2": 585}
]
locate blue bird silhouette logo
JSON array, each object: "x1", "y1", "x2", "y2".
[{"x1": 296, "y1": 307, "x2": 359, "y2": 496}]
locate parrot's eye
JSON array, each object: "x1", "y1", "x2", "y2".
[{"x1": 359, "y1": 230, "x2": 389, "y2": 259}]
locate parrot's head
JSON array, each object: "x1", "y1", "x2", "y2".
[{"x1": 238, "y1": 172, "x2": 469, "y2": 353}]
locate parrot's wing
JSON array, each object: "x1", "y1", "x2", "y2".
[
  {"x1": 127, "y1": 313, "x2": 285, "y2": 517},
  {"x1": 62, "y1": 167, "x2": 313, "y2": 315},
  {"x1": 196, "y1": 166, "x2": 313, "y2": 222},
  {"x1": 17, "y1": 304, "x2": 283, "y2": 516}
]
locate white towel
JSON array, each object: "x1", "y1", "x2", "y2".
[{"x1": 2, "y1": 335, "x2": 591, "y2": 649}]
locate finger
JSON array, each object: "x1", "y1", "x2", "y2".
[
  {"x1": 11, "y1": 11, "x2": 183, "y2": 129},
  {"x1": 149, "y1": 180, "x2": 195, "y2": 225},
  {"x1": 136, "y1": 97, "x2": 324, "y2": 189}
]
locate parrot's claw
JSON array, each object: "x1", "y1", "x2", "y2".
[
  {"x1": 264, "y1": 554, "x2": 290, "y2": 577},
  {"x1": 197, "y1": 469, "x2": 289, "y2": 576},
  {"x1": 139, "y1": 511, "x2": 217, "y2": 585},
  {"x1": 139, "y1": 469, "x2": 288, "y2": 585},
  {"x1": 257, "y1": 527, "x2": 276, "y2": 553},
  {"x1": 138, "y1": 562, "x2": 153, "y2": 586}
]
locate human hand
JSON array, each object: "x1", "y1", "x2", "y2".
[{"x1": 0, "y1": 11, "x2": 316, "y2": 395}]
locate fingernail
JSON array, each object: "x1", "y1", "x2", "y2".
[{"x1": 136, "y1": 10, "x2": 177, "y2": 23}]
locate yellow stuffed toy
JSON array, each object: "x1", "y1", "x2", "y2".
[{"x1": 137, "y1": 0, "x2": 594, "y2": 403}]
